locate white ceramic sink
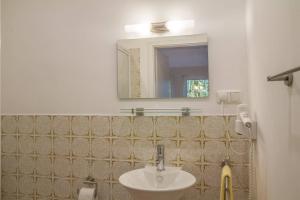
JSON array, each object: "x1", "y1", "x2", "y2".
[{"x1": 119, "y1": 166, "x2": 196, "y2": 200}]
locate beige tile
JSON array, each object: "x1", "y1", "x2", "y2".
[
  {"x1": 112, "y1": 161, "x2": 132, "y2": 180},
  {"x1": 36, "y1": 156, "x2": 52, "y2": 176},
  {"x1": 184, "y1": 187, "x2": 201, "y2": 200},
  {"x1": 0, "y1": 114, "x2": 250, "y2": 200},
  {"x1": 180, "y1": 140, "x2": 201, "y2": 162},
  {"x1": 19, "y1": 197, "x2": 34, "y2": 200},
  {"x1": 182, "y1": 162, "x2": 202, "y2": 184},
  {"x1": 35, "y1": 198, "x2": 49, "y2": 200},
  {"x1": 134, "y1": 161, "x2": 152, "y2": 168},
  {"x1": 203, "y1": 116, "x2": 226, "y2": 139},
  {"x1": 2, "y1": 116, "x2": 18, "y2": 134},
  {"x1": 204, "y1": 141, "x2": 227, "y2": 163},
  {"x1": 112, "y1": 117, "x2": 131, "y2": 137},
  {"x1": 203, "y1": 165, "x2": 221, "y2": 187},
  {"x1": 91, "y1": 116, "x2": 110, "y2": 137},
  {"x1": 72, "y1": 138, "x2": 89, "y2": 157},
  {"x1": 112, "y1": 139, "x2": 132, "y2": 159},
  {"x1": 35, "y1": 136, "x2": 52, "y2": 155},
  {"x1": 2, "y1": 135, "x2": 18, "y2": 153},
  {"x1": 72, "y1": 158, "x2": 89, "y2": 178},
  {"x1": 133, "y1": 162, "x2": 146, "y2": 169},
  {"x1": 54, "y1": 157, "x2": 71, "y2": 177},
  {"x1": 53, "y1": 116, "x2": 70, "y2": 136},
  {"x1": 54, "y1": 137, "x2": 70, "y2": 156},
  {"x1": 19, "y1": 136, "x2": 34, "y2": 154},
  {"x1": 179, "y1": 116, "x2": 201, "y2": 138},
  {"x1": 36, "y1": 116, "x2": 52, "y2": 135},
  {"x1": 19, "y1": 156, "x2": 35, "y2": 175},
  {"x1": 91, "y1": 138, "x2": 110, "y2": 159},
  {"x1": 133, "y1": 140, "x2": 154, "y2": 160},
  {"x1": 229, "y1": 140, "x2": 250, "y2": 164},
  {"x1": 97, "y1": 182, "x2": 111, "y2": 200},
  {"x1": 53, "y1": 179, "x2": 71, "y2": 198},
  {"x1": 18, "y1": 116, "x2": 34, "y2": 134},
  {"x1": 2, "y1": 155, "x2": 18, "y2": 174},
  {"x1": 156, "y1": 117, "x2": 177, "y2": 138},
  {"x1": 19, "y1": 176, "x2": 35, "y2": 195},
  {"x1": 112, "y1": 184, "x2": 132, "y2": 200},
  {"x1": 232, "y1": 165, "x2": 249, "y2": 188},
  {"x1": 2, "y1": 175, "x2": 18, "y2": 194},
  {"x1": 72, "y1": 116, "x2": 89, "y2": 136},
  {"x1": 133, "y1": 117, "x2": 153, "y2": 137},
  {"x1": 1, "y1": 195, "x2": 18, "y2": 200},
  {"x1": 201, "y1": 187, "x2": 220, "y2": 200},
  {"x1": 36, "y1": 178, "x2": 53, "y2": 197},
  {"x1": 233, "y1": 189, "x2": 249, "y2": 199},
  {"x1": 92, "y1": 160, "x2": 111, "y2": 180}
]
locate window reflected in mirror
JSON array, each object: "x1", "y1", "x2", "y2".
[{"x1": 155, "y1": 45, "x2": 208, "y2": 98}]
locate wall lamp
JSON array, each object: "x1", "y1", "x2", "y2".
[{"x1": 124, "y1": 20, "x2": 195, "y2": 34}]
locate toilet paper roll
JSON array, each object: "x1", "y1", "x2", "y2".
[{"x1": 78, "y1": 187, "x2": 96, "y2": 200}]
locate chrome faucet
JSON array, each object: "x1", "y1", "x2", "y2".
[{"x1": 156, "y1": 144, "x2": 165, "y2": 171}]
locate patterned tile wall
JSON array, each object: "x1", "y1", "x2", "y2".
[{"x1": 1, "y1": 115, "x2": 250, "y2": 200}]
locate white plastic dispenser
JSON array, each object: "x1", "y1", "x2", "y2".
[{"x1": 235, "y1": 104, "x2": 253, "y2": 135}]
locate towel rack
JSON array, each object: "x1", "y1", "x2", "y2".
[
  {"x1": 224, "y1": 176, "x2": 230, "y2": 200},
  {"x1": 267, "y1": 66, "x2": 300, "y2": 86},
  {"x1": 221, "y1": 159, "x2": 231, "y2": 200}
]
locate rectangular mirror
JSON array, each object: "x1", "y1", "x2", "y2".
[{"x1": 117, "y1": 34, "x2": 209, "y2": 99}]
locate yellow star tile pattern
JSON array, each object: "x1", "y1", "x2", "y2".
[{"x1": 1, "y1": 115, "x2": 250, "y2": 200}]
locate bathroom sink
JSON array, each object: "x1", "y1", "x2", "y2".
[{"x1": 119, "y1": 166, "x2": 196, "y2": 200}]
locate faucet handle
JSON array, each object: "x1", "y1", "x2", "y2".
[
  {"x1": 156, "y1": 144, "x2": 164, "y2": 156},
  {"x1": 156, "y1": 144, "x2": 165, "y2": 171}
]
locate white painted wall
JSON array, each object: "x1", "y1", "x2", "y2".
[
  {"x1": 246, "y1": 0, "x2": 300, "y2": 199},
  {"x1": 1, "y1": 0, "x2": 248, "y2": 115}
]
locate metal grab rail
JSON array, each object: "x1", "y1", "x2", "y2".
[{"x1": 267, "y1": 66, "x2": 300, "y2": 86}]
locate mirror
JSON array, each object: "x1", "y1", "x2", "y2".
[{"x1": 117, "y1": 34, "x2": 209, "y2": 99}]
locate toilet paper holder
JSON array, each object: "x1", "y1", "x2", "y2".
[{"x1": 77, "y1": 176, "x2": 98, "y2": 198}]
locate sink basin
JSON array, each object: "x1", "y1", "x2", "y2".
[{"x1": 119, "y1": 166, "x2": 196, "y2": 200}]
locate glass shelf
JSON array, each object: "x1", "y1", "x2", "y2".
[{"x1": 120, "y1": 107, "x2": 202, "y2": 116}]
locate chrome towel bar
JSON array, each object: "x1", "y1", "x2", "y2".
[{"x1": 267, "y1": 66, "x2": 300, "y2": 86}]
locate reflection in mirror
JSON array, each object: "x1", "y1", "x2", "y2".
[
  {"x1": 155, "y1": 46, "x2": 208, "y2": 98},
  {"x1": 117, "y1": 34, "x2": 209, "y2": 99},
  {"x1": 118, "y1": 48, "x2": 141, "y2": 98}
]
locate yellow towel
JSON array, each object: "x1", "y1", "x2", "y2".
[{"x1": 220, "y1": 165, "x2": 234, "y2": 200}]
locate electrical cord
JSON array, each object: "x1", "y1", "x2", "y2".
[
  {"x1": 248, "y1": 127, "x2": 256, "y2": 200},
  {"x1": 229, "y1": 127, "x2": 256, "y2": 199}
]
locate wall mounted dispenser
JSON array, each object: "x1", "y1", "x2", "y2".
[{"x1": 235, "y1": 104, "x2": 253, "y2": 135}]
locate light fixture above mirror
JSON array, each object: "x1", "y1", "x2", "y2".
[{"x1": 124, "y1": 20, "x2": 195, "y2": 34}]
